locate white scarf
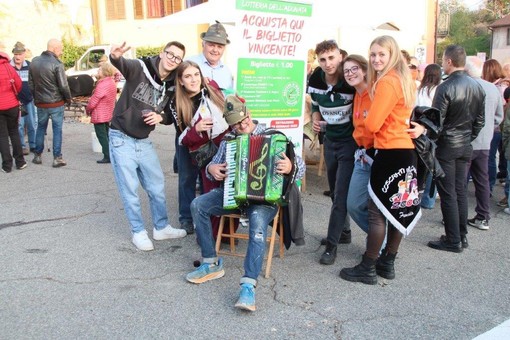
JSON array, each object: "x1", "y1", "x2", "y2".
[
  {"x1": 178, "y1": 92, "x2": 229, "y2": 145},
  {"x1": 191, "y1": 95, "x2": 229, "y2": 139}
]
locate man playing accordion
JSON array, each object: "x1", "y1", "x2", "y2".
[{"x1": 185, "y1": 95, "x2": 305, "y2": 312}]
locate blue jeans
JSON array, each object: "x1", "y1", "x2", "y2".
[
  {"x1": 324, "y1": 136, "x2": 356, "y2": 244},
  {"x1": 18, "y1": 101, "x2": 37, "y2": 149},
  {"x1": 109, "y1": 129, "x2": 169, "y2": 234},
  {"x1": 191, "y1": 188, "x2": 278, "y2": 286},
  {"x1": 420, "y1": 173, "x2": 437, "y2": 209},
  {"x1": 488, "y1": 130, "x2": 501, "y2": 193},
  {"x1": 176, "y1": 138, "x2": 200, "y2": 224},
  {"x1": 35, "y1": 106, "x2": 64, "y2": 157},
  {"x1": 347, "y1": 159, "x2": 370, "y2": 233}
]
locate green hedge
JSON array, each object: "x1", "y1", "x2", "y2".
[
  {"x1": 62, "y1": 39, "x2": 89, "y2": 69},
  {"x1": 136, "y1": 46, "x2": 163, "y2": 58},
  {"x1": 62, "y1": 41, "x2": 163, "y2": 69}
]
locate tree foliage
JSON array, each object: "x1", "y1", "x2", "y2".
[
  {"x1": 62, "y1": 39, "x2": 90, "y2": 69},
  {"x1": 436, "y1": 0, "x2": 503, "y2": 61},
  {"x1": 486, "y1": 0, "x2": 510, "y2": 17}
]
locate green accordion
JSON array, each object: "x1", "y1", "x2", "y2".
[{"x1": 223, "y1": 133, "x2": 287, "y2": 209}]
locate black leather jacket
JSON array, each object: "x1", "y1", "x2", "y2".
[
  {"x1": 432, "y1": 70, "x2": 485, "y2": 148},
  {"x1": 28, "y1": 51, "x2": 71, "y2": 105}
]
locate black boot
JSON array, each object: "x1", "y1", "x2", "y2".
[
  {"x1": 339, "y1": 254, "x2": 377, "y2": 285},
  {"x1": 376, "y1": 249, "x2": 397, "y2": 280},
  {"x1": 319, "y1": 242, "x2": 337, "y2": 265}
]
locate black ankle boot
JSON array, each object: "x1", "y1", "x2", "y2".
[
  {"x1": 339, "y1": 254, "x2": 377, "y2": 285},
  {"x1": 319, "y1": 242, "x2": 337, "y2": 265},
  {"x1": 376, "y1": 249, "x2": 397, "y2": 280}
]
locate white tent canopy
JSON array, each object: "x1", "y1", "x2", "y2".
[
  {"x1": 154, "y1": 0, "x2": 236, "y2": 26},
  {"x1": 155, "y1": 0, "x2": 403, "y2": 29}
]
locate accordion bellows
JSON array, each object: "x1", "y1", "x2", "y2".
[{"x1": 224, "y1": 134, "x2": 287, "y2": 209}]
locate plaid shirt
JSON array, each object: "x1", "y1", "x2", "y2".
[{"x1": 205, "y1": 123, "x2": 306, "y2": 182}]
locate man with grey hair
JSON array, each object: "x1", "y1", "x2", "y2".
[
  {"x1": 464, "y1": 56, "x2": 504, "y2": 230},
  {"x1": 188, "y1": 20, "x2": 233, "y2": 91},
  {"x1": 11, "y1": 42, "x2": 36, "y2": 155}
]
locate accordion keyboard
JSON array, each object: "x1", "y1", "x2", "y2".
[{"x1": 223, "y1": 140, "x2": 237, "y2": 209}]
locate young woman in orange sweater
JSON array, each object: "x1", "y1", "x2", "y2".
[
  {"x1": 344, "y1": 54, "x2": 373, "y2": 234},
  {"x1": 340, "y1": 36, "x2": 421, "y2": 284}
]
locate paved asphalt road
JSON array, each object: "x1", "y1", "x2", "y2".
[{"x1": 1, "y1": 118, "x2": 509, "y2": 339}]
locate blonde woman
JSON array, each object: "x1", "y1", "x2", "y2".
[
  {"x1": 86, "y1": 62, "x2": 117, "y2": 163},
  {"x1": 340, "y1": 36, "x2": 419, "y2": 284}
]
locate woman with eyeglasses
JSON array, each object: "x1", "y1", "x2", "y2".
[
  {"x1": 343, "y1": 55, "x2": 373, "y2": 235},
  {"x1": 170, "y1": 60, "x2": 230, "y2": 237},
  {"x1": 340, "y1": 36, "x2": 420, "y2": 284}
]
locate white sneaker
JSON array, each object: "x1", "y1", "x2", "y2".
[
  {"x1": 132, "y1": 230, "x2": 154, "y2": 251},
  {"x1": 153, "y1": 224, "x2": 186, "y2": 240},
  {"x1": 504, "y1": 208, "x2": 510, "y2": 215}
]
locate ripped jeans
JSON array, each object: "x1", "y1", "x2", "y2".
[{"x1": 191, "y1": 187, "x2": 278, "y2": 286}]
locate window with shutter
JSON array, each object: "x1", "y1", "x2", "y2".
[
  {"x1": 133, "y1": 0, "x2": 143, "y2": 19},
  {"x1": 106, "y1": 0, "x2": 126, "y2": 20},
  {"x1": 163, "y1": 0, "x2": 185, "y2": 16}
]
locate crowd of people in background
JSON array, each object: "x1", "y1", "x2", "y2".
[{"x1": 2, "y1": 22, "x2": 510, "y2": 312}]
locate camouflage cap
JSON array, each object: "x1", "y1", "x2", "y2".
[{"x1": 223, "y1": 95, "x2": 247, "y2": 126}]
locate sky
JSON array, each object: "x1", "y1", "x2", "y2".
[{"x1": 462, "y1": 0, "x2": 485, "y2": 10}]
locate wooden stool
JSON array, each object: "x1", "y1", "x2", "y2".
[{"x1": 214, "y1": 207, "x2": 284, "y2": 278}]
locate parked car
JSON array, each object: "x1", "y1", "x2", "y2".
[{"x1": 65, "y1": 45, "x2": 135, "y2": 92}]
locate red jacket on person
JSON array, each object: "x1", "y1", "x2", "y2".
[
  {"x1": 86, "y1": 76, "x2": 116, "y2": 124},
  {"x1": 0, "y1": 52, "x2": 22, "y2": 110}
]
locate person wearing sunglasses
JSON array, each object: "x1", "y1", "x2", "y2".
[
  {"x1": 108, "y1": 41, "x2": 187, "y2": 251},
  {"x1": 308, "y1": 39, "x2": 356, "y2": 266}
]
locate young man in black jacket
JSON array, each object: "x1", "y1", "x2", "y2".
[{"x1": 108, "y1": 41, "x2": 187, "y2": 251}]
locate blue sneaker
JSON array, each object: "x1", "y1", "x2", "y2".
[
  {"x1": 186, "y1": 258, "x2": 224, "y2": 284},
  {"x1": 234, "y1": 283, "x2": 256, "y2": 311}
]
